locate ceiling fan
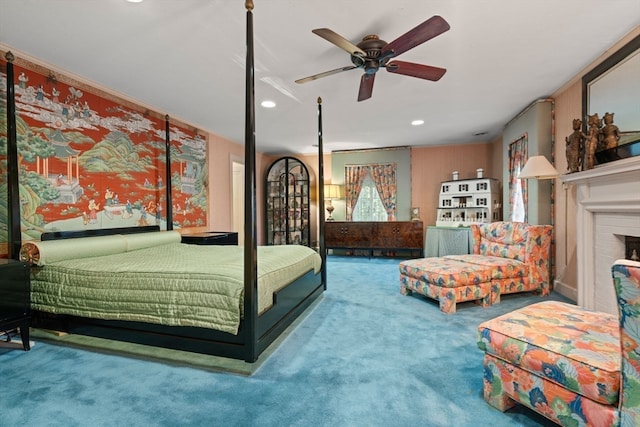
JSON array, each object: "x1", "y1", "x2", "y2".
[{"x1": 295, "y1": 15, "x2": 450, "y2": 102}]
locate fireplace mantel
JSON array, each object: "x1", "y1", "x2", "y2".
[
  {"x1": 561, "y1": 155, "x2": 640, "y2": 313},
  {"x1": 562, "y1": 155, "x2": 640, "y2": 187}
]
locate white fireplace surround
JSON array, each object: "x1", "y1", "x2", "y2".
[{"x1": 561, "y1": 155, "x2": 640, "y2": 314}]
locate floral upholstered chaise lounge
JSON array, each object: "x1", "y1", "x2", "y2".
[
  {"x1": 477, "y1": 259, "x2": 640, "y2": 426},
  {"x1": 399, "y1": 221, "x2": 553, "y2": 313}
]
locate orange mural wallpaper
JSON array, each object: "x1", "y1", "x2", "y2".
[{"x1": 0, "y1": 52, "x2": 208, "y2": 244}]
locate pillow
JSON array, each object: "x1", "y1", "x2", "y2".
[
  {"x1": 20, "y1": 234, "x2": 127, "y2": 266},
  {"x1": 479, "y1": 237, "x2": 526, "y2": 262},
  {"x1": 124, "y1": 230, "x2": 181, "y2": 252}
]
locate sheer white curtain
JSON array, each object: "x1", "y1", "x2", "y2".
[
  {"x1": 508, "y1": 134, "x2": 528, "y2": 222},
  {"x1": 352, "y1": 172, "x2": 387, "y2": 221}
]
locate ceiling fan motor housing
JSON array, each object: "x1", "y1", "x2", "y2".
[{"x1": 351, "y1": 34, "x2": 388, "y2": 72}]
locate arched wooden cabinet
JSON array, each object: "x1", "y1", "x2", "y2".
[{"x1": 265, "y1": 157, "x2": 310, "y2": 246}]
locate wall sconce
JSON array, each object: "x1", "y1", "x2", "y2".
[{"x1": 324, "y1": 184, "x2": 343, "y2": 221}]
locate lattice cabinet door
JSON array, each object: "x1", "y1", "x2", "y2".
[{"x1": 265, "y1": 157, "x2": 310, "y2": 246}]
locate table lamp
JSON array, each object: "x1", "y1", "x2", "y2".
[{"x1": 324, "y1": 184, "x2": 342, "y2": 221}]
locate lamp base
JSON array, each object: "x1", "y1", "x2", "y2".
[{"x1": 326, "y1": 204, "x2": 335, "y2": 221}]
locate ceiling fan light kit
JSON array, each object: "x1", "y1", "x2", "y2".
[{"x1": 296, "y1": 15, "x2": 450, "y2": 101}]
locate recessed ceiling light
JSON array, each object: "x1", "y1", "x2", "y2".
[
  {"x1": 126, "y1": 0, "x2": 144, "y2": 3},
  {"x1": 411, "y1": 120, "x2": 424, "y2": 126},
  {"x1": 261, "y1": 100, "x2": 276, "y2": 108}
]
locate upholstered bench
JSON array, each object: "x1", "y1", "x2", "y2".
[
  {"x1": 477, "y1": 260, "x2": 640, "y2": 426},
  {"x1": 399, "y1": 257, "x2": 493, "y2": 313},
  {"x1": 478, "y1": 301, "x2": 621, "y2": 425}
]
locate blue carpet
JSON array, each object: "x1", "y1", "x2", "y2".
[{"x1": 0, "y1": 255, "x2": 567, "y2": 426}]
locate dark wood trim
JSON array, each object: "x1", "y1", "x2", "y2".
[
  {"x1": 0, "y1": 259, "x2": 31, "y2": 350},
  {"x1": 5, "y1": 52, "x2": 21, "y2": 260},
  {"x1": 180, "y1": 231, "x2": 239, "y2": 245},
  {"x1": 243, "y1": 1, "x2": 258, "y2": 363},
  {"x1": 41, "y1": 225, "x2": 160, "y2": 241},
  {"x1": 317, "y1": 97, "x2": 327, "y2": 288},
  {"x1": 582, "y1": 33, "x2": 640, "y2": 133},
  {"x1": 164, "y1": 115, "x2": 174, "y2": 230}
]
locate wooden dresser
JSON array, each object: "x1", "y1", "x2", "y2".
[{"x1": 325, "y1": 221, "x2": 424, "y2": 257}]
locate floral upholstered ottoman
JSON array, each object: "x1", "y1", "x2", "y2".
[
  {"x1": 477, "y1": 300, "x2": 621, "y2": 426},
  {"x1": 399, "y1": 257, "x2": 493, "y2": 313}
]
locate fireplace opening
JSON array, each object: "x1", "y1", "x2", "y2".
[{"x1": 626, "y1": 236, "x2": 640, "y2": 261}]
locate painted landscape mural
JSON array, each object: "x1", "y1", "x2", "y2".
[{"x1": 0, "y1": 53, "x2": 208, "y2": 247}]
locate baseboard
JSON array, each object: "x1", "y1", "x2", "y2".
[{"x1": 553, "y1": 279, "x2": 577, "y2": 303}]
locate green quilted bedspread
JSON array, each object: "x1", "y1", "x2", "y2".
[{"x1": 30, "y1": 243, "x2": 322, "y2": 335}]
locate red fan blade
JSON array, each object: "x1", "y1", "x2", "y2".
[
  {"x1": 386, "y1": 61, "x2": 446, "y2": 81},
  {"x1": 295, "y1": 66, "x2": 357, "y2": 84},
  {"x1": 312, "y1": 28, "x2": 366, "y2": 58},
  {"x1": 357, "y1": 73, "x2": 375, "y2": 102},
  {"x1": 381, "y1": 16, "x2": 450, "y2": 59}
]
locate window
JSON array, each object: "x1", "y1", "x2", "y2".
[
  {"x1": 508, "y1": 134, "x2": 528, "y2": 222},
  {"x1": 344, "y1": 163, "x2": 397, "y2": 221},
  {"x1": 352, "y1": 172, "x2": 387, "y2": 221}
]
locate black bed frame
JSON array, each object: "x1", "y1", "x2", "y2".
[
  {"x1": 30, "y1": 265, "x2": 324, "y2": 361},
  {"x1": 4, "y1": 1, "x2": 327, "y2": 363},
  {"x1": 40, "y1": 225, "x2": 161, "y2": 241}
]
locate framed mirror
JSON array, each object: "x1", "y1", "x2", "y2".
[{"x1": 582, "y1": 33, "x2": 640, "y2": 163}]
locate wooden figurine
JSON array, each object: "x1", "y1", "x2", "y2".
[
  {"x1": 565, "y1": 118, "x2": 586, "y2": 173},
  {"x1": 584, "y1": 113, "x2": 602, "y2": 170},
  {"x1": 600, "y1": 112, "x2": 620, "y2": 150}
]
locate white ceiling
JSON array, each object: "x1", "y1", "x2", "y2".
[{"x1": 1, "y1": 1, "x2": 639, "y2": 155}]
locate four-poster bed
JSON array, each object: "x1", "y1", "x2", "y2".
[{"x1": 4, "y1": 1, "x2": 327, "y2": 363}]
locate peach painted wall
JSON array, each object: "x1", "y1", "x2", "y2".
[
  {"x1": 551, "y1": 80, "x2": 581, "y2": 300},
  {"x1": 410, "y1": 142, "x2": 498, "y2": 226},
  {"x1": 298, "y1": 152, "x2": 332, "y2": 247},
  {"x1": 490, "y1": 135, "x2": 504, "y2": 183},
  {"x1": 207, "y1": 134, "x2": 271, "y2": 245},
  {"x1": 207, "y1": 134, "x2": 240, "y2": 233},
  {"x1": 550, "y1": 25, "x2": 640, "y2": 301}
]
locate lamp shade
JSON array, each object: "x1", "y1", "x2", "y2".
[
  {"x1": 324, "y1": 184, "x2": 343, "y2": 199},
  {"x1": 518, "y1": 155, "x2": 559, "y2": 179}
]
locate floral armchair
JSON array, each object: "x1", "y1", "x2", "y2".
[
  {"x1": 399, "y1": 222, "x2": 553, "y2": 313},
  {"x1": 446, "y1": 221, "x2": 553, "y2": 304},
  {"x1": 612, "y1": 259, "x2": 640, "y2": 425}
]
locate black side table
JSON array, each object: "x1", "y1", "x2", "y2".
[
  {"x1": 181, "y1": 231, "x2": 239, "y2": 246},
  {"x1": 0, "y1": 259, "x2": 31, "y2": 351}
]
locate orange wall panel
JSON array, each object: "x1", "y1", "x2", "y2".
[{"x1": 410, "y1": 142, "x2": 497, "y2": 226}]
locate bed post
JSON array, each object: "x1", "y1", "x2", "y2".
[
  {"x1": 164, "y1": 115, "x2": 173, "y2": 231},
  {"x1": 317, "y1": 97, "x2": 327, "y2": 288},
  {"x1": 5, "y1": 51, "x2": 21, "y2": 260},
  {"x1": 243, "y1": 0, "x2": 259, "y2": 363}
]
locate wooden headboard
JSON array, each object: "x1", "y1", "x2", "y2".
[{"x1": 40, "y1": 226, "x2": 160, "y2": 241}]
